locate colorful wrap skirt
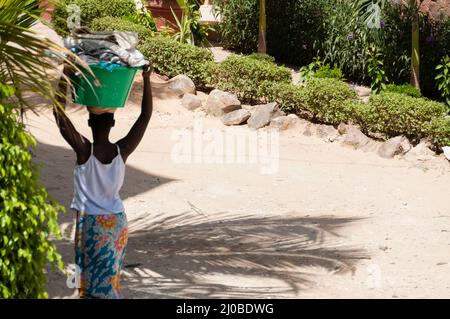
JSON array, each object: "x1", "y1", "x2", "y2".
[{"x1": 75, "y1": 212, "x2": 128, "y2": 299}]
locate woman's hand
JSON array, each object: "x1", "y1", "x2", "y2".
[{"x1": 142, "y1": 62, "x2": 153, "y2": 79}]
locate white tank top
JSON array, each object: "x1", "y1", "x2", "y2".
[{"x1": 71, "y1": 143, "x2": 125, "y2": 215}]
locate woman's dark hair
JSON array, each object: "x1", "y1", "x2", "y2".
[{"x1": 88, "y1": 112, "x2": 115, "y2": 128}]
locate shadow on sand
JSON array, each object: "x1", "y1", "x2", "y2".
[{"x1": 36, "y1": 143, "x2": 368, "y2": 298}]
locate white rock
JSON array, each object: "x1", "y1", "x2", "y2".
[
  {"x1": 167, "y1": 74, "x2": 196, "y2": 97},
  {"x1": 205, "y1": 89, "x2": 241, "y2": 116},
  {"x1": 181, "y1": 93, "x2": 202, "y2": 111},
  {"x1": 221, "y1": 109, "x2": 251, "y2": 126}
]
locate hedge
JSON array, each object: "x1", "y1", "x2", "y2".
[
  {"x1": 138, "y1": 36, "x2": 215, "y2": 89},
  {"x1": 425, "y1": 116, "x2": 450, "y2": 149},
  {"x1": 384, "y1": 84, "x2": 422, "y2": 98},
  {"x1": 90, "y1": 16, "x2": 154, "y2": 40},
  {"x1": 53, "y1": 0, "x2": 137, "y2": 36},
  {"x1": 365, "y1": 93, "x2": 448, "y2": 140},
  {"x1": 210, "y1": 55, "x2": 292, "y2": 103}
]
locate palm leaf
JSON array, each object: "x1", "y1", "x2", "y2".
[{"x1": 0, "y1": 0, "x2": 91, "y2": 111}]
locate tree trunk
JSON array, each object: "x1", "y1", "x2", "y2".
[
  {"x1": 410, "y1": 8, "x2": 420, "y2": 89},
  {"x1": 257, "y1": 0, "x2": 267, "y2": 54}
]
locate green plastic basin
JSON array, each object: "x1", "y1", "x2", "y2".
[{"x1": 70, "y1": 64, "x2": 140, "y2": 108}]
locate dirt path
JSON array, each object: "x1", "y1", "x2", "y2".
[{"x1": 24, "y1": 72, "x2": 450, "y2": 298}]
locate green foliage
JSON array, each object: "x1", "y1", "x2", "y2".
[
  {"x1": 262, "y1": 82, "x2": 306, "y2": 114},
  {"x1": 53, "y1": 0, "x2": 138, "y2": 36},
  {"x1": 384, "y1": 84, "x2": 422, "y2": 98},
  {"x1": 263, "y1": 78, "x2": 361, "y2": 125},
  {"x1": 366, "y1": 92, "x2": 448, "y2": 140},
  {"x1": 366, "y1": 47, "x2": 388, "y2": 94},
  {"x1": 138, "y1": 36, "x2": 214, "y2": 88},
  {"x1": 247, "y1": 53, "x2": 276, "y2": 63},
  {"x1": 0, "y1": 84, "x2": 64, "y2": 298},
  {"x1": 175, "y1": 0, "x2": 213, "y2": 46},
  {"x1": 314, "y1": 65, "x2": 343, "y2": 80},
  {"x1": 425, "y1": 116, "x2": 450, "y2": 149},
  {"x1": 121, "y1": 6, "x2": 157, "y2": 32},
  {"x1": 216, "y1": 0, "x2": 258, "y2": 54},
  {"x1": 90, "y1": 16, "x2": 154, "y2": 40},
  {"x1": 300, "y1": 78, "x2": 359, "y2": 125},
  {"x1": 266, "y1": 0, "x2": 328, "y2": 65},
  {"x1": 170, "y1": 0, "x2": 212, "y2": 46},
  {"x1": 435, "y1": 55, "x2": 450, "y2": 109},
  {"x1": 299, "y1": 57, "x2": 343, "y2": 84},
  {"x1": 210, "y1": 55, "x2": 292, "y2": 103}
]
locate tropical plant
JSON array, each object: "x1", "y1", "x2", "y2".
[
  {"x1": 171, "y1": 0, "x2": 212, "y2": 46},
  {"x1": 357, "y1": 0, "x2": 422, "y2": 89},
  {"x1": 0, "y1": 0, "x2": 81, "y2": 109},
  {"x1": 216, "y1": 0, "x2": 258, "y2": 53},
  {"x1": 435, "y1": 54, "x2": 450, "y2": 110},
  {"x1": 320, "y1": 0, "x2": 373, "y2": 83},
  {"x1": 366, "y1": 46, "x2": 388, "y2": 94}
]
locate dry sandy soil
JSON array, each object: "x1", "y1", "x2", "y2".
[{"x1": 25, "y1": 23, "x2": 450, "y2": 299}]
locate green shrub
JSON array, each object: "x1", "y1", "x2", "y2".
[
  {"x1": 99, "y1": 0, "x2": 136, "y2": 18},
  {"x1": 216, "y1": 0, "x2": 258, "y2": 54},
  {"x1": 138, "y1": 36, "x2": 214, "y2": 88},
  {"x1": 261, "y1": 82, "x2": 306, "y2": 114},
  {"x1": 53, "y1": 0, "x2": 137, "y2": 36},
  {"x1": 211, "y1": 55, "x2": 292, "y2": 102},
  {"x1": 385, "y1": 84, "x2": 422, "y2": 98},
  {"x1": 366, "y1": 93, "x2": 448, "y2": 140},
  {"x1": 0, "y1": 86, "x2": 63, "y2": 298},
  {"x1": 314, "y1": 65, "x2": 343, "y2": 80},
  {"x1": 425, "y1": 116, "x2": 450, "y2": 149},
  {"x1": 90, "y1": 16, "x2": 154, "y2": 40},
  {"x1": 263, "y1": 79, "x2": 362, "y2": 125},
  {"x1": 300, "y1": 78, "x2": 359, "y2": 125},
  {"x1": 247, "y1": 53, "x2": 276, "y2": 63}
]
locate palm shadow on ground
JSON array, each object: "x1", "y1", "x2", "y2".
[
  {"x1": 36, "y1": 143, "x2": 368, "y2": 298},
  {"x1": 55, "y1": 211, "x2": 368, "y2": 298}
]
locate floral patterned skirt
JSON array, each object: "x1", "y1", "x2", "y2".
[{"x1": 75, "y1": 211, "x2": 128, "y2": 299}]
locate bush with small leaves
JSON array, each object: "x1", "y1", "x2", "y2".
[
  {"x1": 210, "y1": 55, "x2": 292, "y2": 103},
  {"x1": 53, "y1": 0, "x2": 137, "y2": 36},
  {"x1": 300, "y1": 78, "x2": 359, "y2": 125},
  {"x1": 138, "y1": 36, "x2": 214, "y2": 89},
  {"x1": 384, "y1": 84, "x2": 422, "y2": 98},
  {"x1": 366, "y1": 93, "x2": 448, "y2": 140},
  {"x1": 425, "y1": 116, "x2": 450, "y2": 149},
  {"x1": 90, "y1": 17, "x2": 154, "y2": 41},
  {"x1": 247, "y1": 53, "x2": 276, "y2": 63}
]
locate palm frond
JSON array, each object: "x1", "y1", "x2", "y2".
[{"x1": 0, "y1": 0, "x2": 91, "y2": 111}]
